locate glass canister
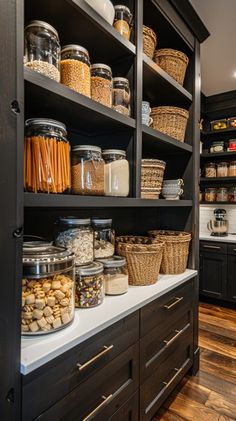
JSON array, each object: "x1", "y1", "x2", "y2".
[
  {"x1": 210, "y1": 141, "x2": 224, "y2": 153},
  {"x1": 217, "y1": 162, "x2": 229, "y2": 177},
  {"x1": 205, "y1": 188, "x2": 216, "y2": 202},
  {"x1": 60, "y1": 44, "x2": 91, "y2": 97},
  {"x1": 113, "y1": 5, "x2": 133, "y2": 40},
  {"x1": 71, "y1": 145, "x2": 105, "y2": 195},
  {"x1": 216, "y1": 188, "x2": 228, "y2": 202},
  {"x1": 24, "y1": 119, "x2": 71, "y2": 194},
  {"x1": 91, "y1": 64, "x2": 112, "y2": 107},
  {"x1": 229, "y1": 161, "x2": 236, "y2": 177},
  {"x1": 22, "y1": 242, "x2": 75, "y2": 335},
  {"x1": 55, "y1": 217, "x2": 94, "y2": 266},
  {"x1": 205, "y1": 162, "x2": 216, "y2": 178},
  {"x1": 228, "y1": 187, "x2": 236, "y2": 202},
  {"x1": 24, "y1": 20, "x2": 60, "y2": 82},
  {"x1": 92, "y1": 218, "x2": 115, "y2": 259},
  {"x1": 112, "y1": 77, "x2": 130, "y2": 116},
  {"x1": 103, "y1": 149, "x2": 129, "y2": 197},
  {"x1": 75, "y1": 262, "x2": 104, "y2": 308},
  {"x1": 97, "y1": 256, "x2": 128, "y2": 295}
]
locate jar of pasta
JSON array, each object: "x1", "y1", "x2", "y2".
[
  {"x1": 205, "y1": 188, "x2": 216, "y2": 202},
  {"x1": 229, "y1": 161, "x2": 236, "y2": 177},
  {"x1": 97, "y1": 256, "x2": 128, "y2": 295},
  {"x1": 75, "y1": 262, "x2": 104, "y2": 308},
  {"x1": 113, "y1": 5, "x2": 133, "y2": 40},
  {"x1": 217, "y1": 162, "x2": 229, "y2": 177},
  {"x1": 205, "y1": 162, "x2": 216, "y2": 178},
  {"x1": 91, "y1": 64, "x2": 112, "y2": 107}
]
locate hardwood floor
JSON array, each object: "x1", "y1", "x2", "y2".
[{"x1": 153, "y1": 303, "x2": 236, "y2": 421}]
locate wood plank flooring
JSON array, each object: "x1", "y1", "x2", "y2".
[{"x1": 153, "y1": 303, "x2": 236, "y2": 421}]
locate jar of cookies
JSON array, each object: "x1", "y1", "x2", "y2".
[
  {"x1": 22, "y1": 242, "x2": 75, "y2": 335},
  {"x1": 205, "y1": 162, "x2": 216, "y2": 178},
  {"x1": 75, "y1": 262, "x2": 104, "y2": 308}
]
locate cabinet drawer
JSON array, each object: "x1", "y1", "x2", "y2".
[
  {"x1": 227, "y1": 244, "x2": 236, "y2": 255},
  {"x1": 140, "y1": 281, "x2": 193, "y2": 337},
  {"x1": 109, "y1": 392, "x2": 139, "y2": 421},
  {"x1": 200, "y1": 241, "x2": 227, "y2": 254},
  {"x1": 34, "y1": 342, "x2": 139, "y2": 421},
  {"x1": 22, "y1": 312, "x2": 139, "y2": 421}
]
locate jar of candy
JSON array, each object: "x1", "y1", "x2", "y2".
[{"x1": 75, "y1": 262, "x2": 104, "y2": 308}]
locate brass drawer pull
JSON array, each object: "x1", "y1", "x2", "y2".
[
  {"x1": 83, "y1": 394, "x2": 113, "y2": 421},
  {"x1": 164, "y1": 296, "x2": 183, "y2": 310},
  {"x1": 77, "y1": 345, "x2": 114, "y2": 371},
  {"x1": 203, "y1": 245, "x2": 220, "y2": 250},
  {"x1": 164, "y1": 328, "x2": 183, "y2": 347},
  {"x1": 163, "y1": 367, "x2": 183, "y2": 389}
]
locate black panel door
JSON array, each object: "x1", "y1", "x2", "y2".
[
  {"x1": 200, "y1": 251, "x2": 227, "y2": 299},
  {"x1": 228, "y1": 254, "x2": 236, "y2": 302}
]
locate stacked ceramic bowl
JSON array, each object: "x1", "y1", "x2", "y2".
[{"x1": 161, "y1": 179, "x2": 184, "y2": 200}]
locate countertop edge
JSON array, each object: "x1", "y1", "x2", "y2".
[{"x1": 200, "y1": 235, "x2": 236, "y2": 243}]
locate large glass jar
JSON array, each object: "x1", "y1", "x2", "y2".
[
  {"x1": 22, "y1": 242, "x2": 75, "y2": 335},
  {"x1": 55, "y1": 217, "x2": 94, "y2": 266},
  {"x1": 205, "y1": 162, "x2": 216, "y2": 178},
  {"x1": 205, "y1": 188, "x2": 216, "y2": 202},
  {"x1": 217, "y1": 162, "x2": 229, "y2": 177},
  {"x1": 216, "y1": 188, "x2": 228, "y2": 202},
  {"x1": 113, "y1": 5, "x2": 133, "y2": 40},
  {"x1": 91, "y1": 64, "x2": 112, "y2": 107},
  {"x1": 103, "y1": 149, "x2": 129, "y2": 197},
  {"x1": 92, "y1": 218, "x2": 115, "y2": 258},
  {"x1": 229, "y1": 161, "x2": 236, "y2": 177},
  {"x1": 24, "y1": 119, "x2": 71, "y2": 194},
  {"x1": 97, "y1": 256, "x2": 128, "y2": 295},
  {"x1": 24, "y1": 20, "x2": 60, "y2": 82},
  {"x1": 60, "y1": 45, "x2": 91, "y2": 97},
  {"x1": 75, "y1": 262, "x2": 104, "y2": 308},
  {"x1": 71, "y1": 145, "x2": 105, "y2": 195},
  {"x1": 112, "y1": 77, "x2": 131, "y2": 116}
]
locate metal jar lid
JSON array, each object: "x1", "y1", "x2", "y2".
[
  {"x1": 25, "y1": 20, "x2": 59, "y2": 38},
  {"x1": 91, "y1": 218, "x2": 112, "y2": 226},
  {"x1": 57, "y1": 217, "x2": 91, "y2": 226},
  {"x1": 102, "y1": 149, "x2": 126, "y2": 157},
  {"x1": 61, "y1": 44, "x2": 89, "y2": 57},
  {"x1": 25, "y1": 118, "x2": 67, "y2": 133},
  {"x1": 91, "y1": 63, "x2": 112, "y2": 74},
  {"x1": 96, "y1": 255, "x2": 126, "y2": 268},
  {"x1": 75, "y1": 261, "x2": 103, "y2": 276},
  {"x1": 113, "y1": 77, "x2": 129, "y2": 85},
  {"x1": 72, "y1": 145, "x2": 102, "y2": 153},
  {"x1": 114, "y1": 5, "x2": 132, "y2": 15}
]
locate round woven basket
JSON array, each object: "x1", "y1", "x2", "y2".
[
  {"x1": 153, "y1": 49, "x2": 189, "y2": 86},
  {"x1": 148, "y1": 230, "x2": 191, "y2": 274},
  {"x1": 143, "y1": 25, "x2": 157, "y2": 59},
  {"x1": 150, "y1": 106, "x2": 189, "y2": 142},
  {"x1": 141, "y1": 159, "x2": 166, "y2": 199}
]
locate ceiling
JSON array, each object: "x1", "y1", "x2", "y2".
[{"x1": 190, "y1": 0, "x2": 236, "y2": 96}]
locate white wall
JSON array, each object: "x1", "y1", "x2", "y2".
[{"x1": 200, "y1": 205, "x2": 236, "y2": 235}]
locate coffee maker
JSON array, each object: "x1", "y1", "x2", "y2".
[{"x1": 207, "y1": 209, "x2": 229, "y2": 237}]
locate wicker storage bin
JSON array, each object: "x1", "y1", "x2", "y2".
[
  {"x1": 143, "y1": 25, "x2": 157, "y2": 59},
  {"x1": 141, "y1": 159, "x2": 166, "y2": 199},
  {"x1": 154, "y1": 49, "x2": 189, "y2": 86},
  {"x1": 148, "y1": 230, "x2": 191, "y2": 274},
  {"x1": 151, "y1": 106, "x2": 189, "y2": 142}
]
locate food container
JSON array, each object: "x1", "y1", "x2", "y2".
[
  {"x1": 24, "y1": 119, "x2": 71, "y2": 193},
  {"x1": 55, "y1": 217, "x2": 94, "y2": 266},
  {"x1": 71, "y1": 145, "x2": 105, "y2": 195},
  {"x1": 84, "y1": 0, "x2": 115, "y2": 25},
  {"x1": 229, "y1": 161, "x2": 236, "y2": 177},
  {"x1": 205, "y1": 162, "x2": 217, "y2": 178},
  {"x1": 112, "y1": 77, "x2": 130, "y2": 116},
  {"x1": 228, "y1": 187, "x2": 236, "y2": 202},
  {"x1": 228, "y1": 117, "x2": 236, "y2": 128},
  {"x1": 210, "y1": 119, "x2": 228, "y2": 131},
  {"x1": 91, "y1": 64, "x2": 112, "y2": 107},
  {"x1": 24, "y1": 20, "x2": 60, "y2": 82},
  {"x1": 210, "y1": 141, "x2": 225, "y2": 153},
  {"x1": 217, "y1": 162, "x2": 229, "y2": 177},
  {"x1": 205, "y1": 188, "x2": 216, "y2": 202},
  {"x1": 97, "y1": 256, "x2": 128, "y2": 295},
  {"x1": 75, "y1": 262, "x2": 104, "y2": 308},
  {"x1": 113, "y1": 5, "x2": 133, "y2": 40},
  {"x1": 228, "y1": 139, "x2": 236, "y2": 151},
  {"x1": 92, "y1": 218, "x2": 115, "y2": 258},
  {"x1": 60, "y1": 45, "x2": 91, "y2": 97},
  {"x1": 22, "y1": 242, "x2": 75, "y2": 335},
  {"x1": 216, "y1": 188, "x2": 228, "y2": 202},
  {"x1": 103, "y1": 149, "x2": 129, "y2": 197}
]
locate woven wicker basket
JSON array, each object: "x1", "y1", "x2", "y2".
[
  {"x1": 154, "y1": 49, "x2": 189, "y2": 86},
  {"x1": 148, "y1": 230, "x2": 191, "y2": 274},
  {"x1": 150, "y1": 106, "x2": 189, "y2": 142},
  {"x1": 141, "y1": 159, "x2": 166, "y2": 199},
  {"x1": 143, "y1": 25, "x2": 157, "y2": 59}
]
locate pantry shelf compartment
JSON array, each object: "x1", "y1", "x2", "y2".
[{"x1": 142, "y1": 125, "x2": 193, "y2": 155}]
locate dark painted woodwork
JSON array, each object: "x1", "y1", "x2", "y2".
[
  {"x1": 228, "y1": 254, "x2": 236, "y2": 302},
  {"x1": 200, "y1": 250, "x2": 227, "y2": 299},
  {"x1": 110, "y1": 392, "x2": 139, "y2": 421},
  {"x1": 200, "y1": 241, "x2": 227, "y2": 254}
]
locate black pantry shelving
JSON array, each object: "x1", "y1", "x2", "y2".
[
  {"x1": 200, "y1": 177, "x2": 236, "y2": 184},
  {"x1": 201, "y1": 151, "x2": 236, "y2": 158}
]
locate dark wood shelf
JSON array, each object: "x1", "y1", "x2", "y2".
[
  {"x1": 200, "y1": 177, "x2": 236, "y2": 183},
  {"x1": 142, "y1": 125, "x2": 192, "y2": 155},
  {"x1": 201, "y1": 127, "x2": 236, "y2": 136},
  {"x1": 200, "y1": 202, "x2": 236, "y2": 205},
  {"x1": 201, "y1": 151, "x2": 236, "y2": 158}
]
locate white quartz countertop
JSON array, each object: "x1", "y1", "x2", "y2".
[
  {"x1": 21, "y1": 269, "x2": 197, "y2": 375},
  {"x1": 200, "y1": 234, "x2": 236, "y2": 243}
]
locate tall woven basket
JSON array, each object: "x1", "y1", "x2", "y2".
[
  {"x1": 148, "y1": 230, "x2": 191, "y2": 274},
  {"x1": 143, "y1": 25, "x2": 157, "y2": 59},
  {"x1": 150, "y1": 106, "x2": 189, "y2": 142},
  {"x1": 154, "y1": 49, "x2": 189, "y2": 86},
  {"x1": 141, "y1": 159, "x2": 166, "y2": 199}
]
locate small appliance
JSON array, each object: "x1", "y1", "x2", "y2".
[{"x1": 207, "y1": 208, "x2": 229, "y2": 237}]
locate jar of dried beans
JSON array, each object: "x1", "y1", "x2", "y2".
[
  {"x1": 112, "y1": 77, "x2": 131, "y2": 116},
  {"x1": 91, "y1": 218, "x2": 115, "y2": 259},
  {"x1": 75, "y1": 262, "x2": 104, "y2": 308},
  {"x1": 71, "y1": 145, "x2": 105, "y2": 195},
  {"x1": 113, "y1": 5, "x2": 133, "y2": 40},
  {"x1": 97, "y1": 256, "x2": 128, "y2": 295},
  {"x1": 91, "y1": 64, "x2": 112, "y2": 107},
  {"x1": 24, "y1": 118, "x2": 71, "y2": 194},
  {"x1": 60, "y1": 44, "x2": 91, "y2": 97},
  {"x1": 205, "y1": 162, "x2": 216, "y2": 178},
  {"x1": 217, "y1": 162, "x2": 229, "y2": 177}
]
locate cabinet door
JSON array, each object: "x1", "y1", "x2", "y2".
[
  {"x1": 200, "y1": 251, "x2": 227, "y2": 299},
  {"x1": 228, "y1": 254, "x2": 236, "y2": 302}
]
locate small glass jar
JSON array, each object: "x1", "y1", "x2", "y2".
[
  {"x1": 24, "y1": 119, "x2": 71, "y2": 194},
  {"x1": 229, "y1": 161, "x2": 236, "y2": 177},
  {"x1": 228, "y1": 187, "x2": 236, "y2": 202},
  {"x1": 91, "y1": 64, "x2": 112, "y2": 107},
  {"x1": 216, "y1": 188, "x2": 228, "y2": 202},
  {"x1": 60, "y1": 45, "x2": 91, "y2": 97},
  {"x1": 112, "y1": 77, "x2": 131, "y2": 116},
  {"x1": 205, "y1": 188, "x2": 216, "y2": 202},
  {"x1": 92, "y1": 218, "x2": 115, "y2": 259},
  {"x1": 22, "y1": 242, "x2": 75, "y2": 335},
  {"x1": 71, "y1": 145, "x2": 105, "y2": 195},
  {"x1": 217, "y1": 162, "x2": 229, "y2": 177},
  {"x1": 210, "y1": 141, "x2": 224, "y2": 153},
  {"x1": 205, "y1": 162, "x2": 216, "y2": 178},
  {"x1": 113, "y1": 5, "x2": 133, "y2": 40},
  {"x1": 97, "y1": 256, "x2": 128, "y2": 295},
  {"x1": 55, "y1": 217, "x2": 94, "y2": 266},
  {"x1": 24, "y1": 20, "x2": 60, "y2": 82},
  {"x1": 103, "y1": 149, "x2": 129, "y2": 197},
  {"x1": 75, "y1": 262, "x2": 104, "y2": 308}
]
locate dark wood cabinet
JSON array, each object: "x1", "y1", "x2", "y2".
[{"x1": 228, "y1": 249, "x2": 236, "y2": 302}]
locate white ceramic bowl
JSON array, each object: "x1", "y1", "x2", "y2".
[{"x1": 84, "y1": 0, "x2": 115, "y2": 25}]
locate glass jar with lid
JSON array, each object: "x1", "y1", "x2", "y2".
[
  {"x1": 229, "y1": 161, "x2": 236, "y2": 177},
  {"x1": 97, "y1": 256, "x2": 128, "y2": 295},
  {"x1": 205, "y1": 188, "x2": 216, "y2": 202},
  {"x1": 75, "y1": 262, "x2": 104, "y2": 308},
  {"x1": 113, "y1": 5, "x2": 133, "y2": 40},
  {"x1": 22, "y1": 242, "x2": 75, "y2": 335},
  {"x1": 55, "y1": 217, "x2": 94, "y2": 266},
  {"x1": 112, "y1": 77, "x2": 131, "y2": 116},
  {"x1": 103, "y1": 149, "x2": 129, "y2": 197},
  {"x1": 60, "y1": 44, "x2": 91, "y2": 97},
  {"x1": 92, "y1": 218, "x2": 115, "y2": 258},
  {"x1": 24, "y1": 118, "x2": 71, "y2": 194},
  {"x1": 205, "y1": 162, "x2": 216, "y2": 178},
  {"x1": 217, "y1": 162, "x2": 229, "y2": 177},
  {"x1": 216, "y1": 188, "x2": 228, "y2": 202},
  {"x1": 71, "y1": 145, "x2": 105, "y2": 195},
  {"x1": 24, "y1": 20, "x2": 60, "y2": 82},
  {"x1": 91, "y1": 64, "x2": 112, "y2": 107},
  {"x1": 210, "y1": 141, "x2": 224, "y2": 153},
  {"x1": 228, "y1": 187, "x2": 236, "y2": 202}
]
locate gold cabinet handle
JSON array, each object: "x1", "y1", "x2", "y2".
[
  {"x1": 163, "y1": 329, "x2": 183, "y2": 347},
  {"x1": 164, "y1": 296, "x2": 183, "y2": 310},
  {"x1": 77, "y1": 345, "x2": 114, "y2": 371},
  {"x1": 163, "y1": 367, "x2": 183, "y2": 389},
  {"x1": 203, "y1": 245, "x2": 220, "y2": 250},
  {"x1": 83, "y1": 394, "x2": 113, "y2": 421}
]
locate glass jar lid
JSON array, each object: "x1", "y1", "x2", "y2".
[
  {"x1": 96, "y1": 255, "x2": 126, "y2": 268},
  {"x1": 61, "y1": 44, "x2": 89, "y2": 56},
  {"x1": 75, "y1": 261, "x2": 103, "y2": 276},
  {"x1": 217, "y1": 162, "x2": 229, "y2": 166},
  {"x1": 72, "y1": 145, "x2": 102, "y2": 153},
  {"x1": 25, "y1": 20, "x2": 59, "y2": 38},
  {"x1": 206, "y1": 162, "x2": 216, "y2": 167},
  {"x1": 25, "y1": 118, "x2": 67, "y2": 133},
  {"x1": 91, "y1": 63, "x2": 112, "y2": 73},
  {"x1": 102, "y1": 149, "x2": 126, "y2": 157},
  {"x1": 91, "y1": 218, "x2": 112, "y2": 226},
  {"x1": 114, "y1": 5, "x2": 132, "y2": 15},
  {"x1": 57, "y1": 217, "x2": 91, "y2": 226},
  {"x1": 230, "y1": 161, "x2": 236, "y2": 164},
  {"x1": 113, "y1": 77, "x2": 129, "y2": 84}
]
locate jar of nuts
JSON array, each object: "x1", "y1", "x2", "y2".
[
  {"x1": 205, "y1": 162, "x2": 216, "y2": 178},
  {"x1": 112, "y1": 77, "x2": 131, "y2": 116},
  {"x1": 91, "y1": 64, "x2": 112, "y2": 107},
  {"x1": 22, "y1": 242, "x2": 75, "y2": 335},
  {"x1": 75, "y1": 262, "x2": 104, "y2": 308}
]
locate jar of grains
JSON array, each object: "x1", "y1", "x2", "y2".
[
  {"x1": 97, "y1": 256, "x2": 128, "y2": 295},
  {"x1": 22, "y1": 241, "x2": 75, "y2": 335},
  {"x1": 60, "y1": 44, "x2": 91, "y2": 97},
  {"x1": 92, "y1": 218, "x2": 115, "y2": 259},
  {"x1": 229, "y1": 161, "x2": 236, "y2": 177},
  {"x1": 205, "y1": 162, "x2": 216, "y2": 178},
  {"x1": 71, "y1": 145, "x2": 105, "y2": 195},
  {"x1": 216, "y1": 188, "x2": 228, "y2": 202},
  {"x1": 91, "y1": 64, "x2": 112, "y2": 107},
  {"x1": 24, "y1": 20, "x2": 60, "y2": 82},
  {"x1": 24, "y1": 118, "x2": 71, "y2": 194},
  {"x1": 75, "y1": 262, "x2": 104, "y2": 308},
  {"x1": 112, "y1": 77, "x2": 131, "y2": 116},
  {"x1": 103, "y1": 149, "x2": 129, "y2": 197},
  {"x1": 113, "y1": 5, "x2": 133, "y2": 40},
  {"x1": 55, "y1": 217, "x2": 94, "y2": 266},
  {"x1": 205, "y1": 188, "x2": 216, "y2": 202},
  {"x1": 217, "y1": 162, "x2": 229, "y2": 177}
]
